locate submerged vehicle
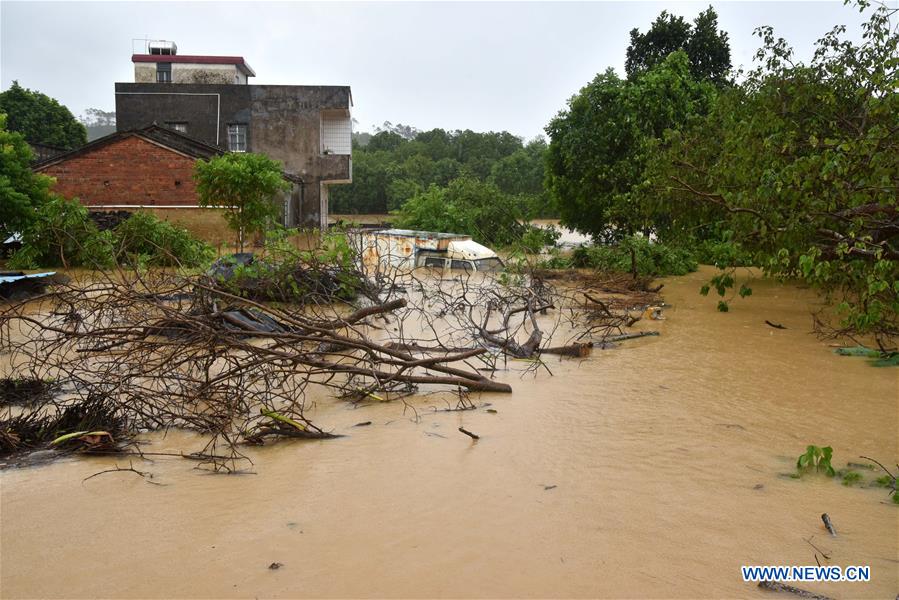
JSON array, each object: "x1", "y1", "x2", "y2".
[{"x1": 358, "y1": 229, "x2": 504, "y2": 273}]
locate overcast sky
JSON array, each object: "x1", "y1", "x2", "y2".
[{"x1": 0, "y1": 1, "x2": 880, "y2": 139}]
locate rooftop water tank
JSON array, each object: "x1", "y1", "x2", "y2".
[{"x1": 148, "y1": 40, "x2": 177, "y2": 55}]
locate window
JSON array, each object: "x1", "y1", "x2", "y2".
[
  {"x1": 166, "y1": 122, "x2": 187, "y2": 133},
  {"x1": 451, "y1": 260, "x2": 474, "y2": 272},
  {"x1": 423, "y1": 257, "x2": 445, "y2": 269},
  {"x1": 475, "y1": 258, "x2": 504, "y2": 272},
  {"x1": 227, "y1": 124, "x2": 247, "y2": 152},
  {"x1": 321, "y1": 112, "x2": 352, "y2": 155},
  {"x1": 156, "y1": 63, "x2": 172, "y2": 83}
]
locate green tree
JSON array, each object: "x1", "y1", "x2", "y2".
[
  {"x1": 0, "y1": 82, "x2": 87, "y2": 149},
  {"x1": 545, "y1": 52, "x2": 715, "y2": 240},
  {"x1": 8, "y1": 196, "x2": 114, "y2": 270},
  {"x1": 490, "y1": 138, "x2": 552, "y2": 217},
  {"x1": 194, "y1": 153, "x2": 290, "y2": 251},
  {"x1": 0, "y1": 113, "x2": 54, "y2": 239},
  {"x1": 647, "y1": 2, "x2": 899, "y2": 341},
  {"x1": 330, "y1": 127, "x2": 540, "y2": 216},
  {"x1": 626, "y1": 7, "x2": 731, "y2": 84},
  {"x1": 330, "y1": 150, "x2": 394, "y2": 214},
  {"x1": 394, "y1": 177, "x2": 525, "y2": 246},
  {"x1": 367, "y1": 131, "x2": 407, "y2": 152}
]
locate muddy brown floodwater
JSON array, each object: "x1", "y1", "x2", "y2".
[{"x1": 1, "y1": 267, "x2": 897, "y2": 598}]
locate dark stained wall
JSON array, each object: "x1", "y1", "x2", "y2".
[{"x1": 114, "y1": 83, "x2": 352, "y2": 227}]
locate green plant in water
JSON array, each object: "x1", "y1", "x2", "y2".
[
  {"x1": 796, "y1": 445, "x2": 835, "y2": 477},
  {"x1": 841, "y1": 471, "x2": 862, "y2": 486}
]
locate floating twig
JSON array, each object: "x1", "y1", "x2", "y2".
[{"x1": 458, "y1": 426, "x2": 480, "y2": 440}]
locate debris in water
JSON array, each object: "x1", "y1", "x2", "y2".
[
  {"x1": 758, "y1": 580, "x2": 833, "y2": 599},
  {"x1": 821, "y1": 513, "x2": 836, "y2": 536},
  {"x1": 458, "y1": 426, "x2": 480, "y2": 440},
  {"x1": 0, "y1": 271, "x2": 59, "y2": 301}
]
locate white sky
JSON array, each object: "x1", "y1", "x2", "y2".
[{"x1": 0, "y1": 1, "x2": 883, "y2": 140}]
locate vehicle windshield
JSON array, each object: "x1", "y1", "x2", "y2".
[{"x1": 475, "y1": 258, "x2": 504, "y2": 272}]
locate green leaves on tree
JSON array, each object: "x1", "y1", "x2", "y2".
[{"x1": 194, "y1": 153, "x2": 291, "y2": 252}]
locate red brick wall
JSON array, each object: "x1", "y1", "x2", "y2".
[{"x1": 38, "y1": 136, "x2": 202, "y2": 207}]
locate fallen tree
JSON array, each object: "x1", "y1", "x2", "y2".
[{"x1": 1, "y1": 241, "x2": 662, "y2": 470}]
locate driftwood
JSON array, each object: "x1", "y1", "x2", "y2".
[
  {"x1": 602, "y1": 331, "x2": 660, "y2": 342},
  {"x1": 2, "y1": 239, "x2": 666, "y2": 469},
  {"x1": 820, "y1": 513, "x2": 836, "y2": 536},
  {"x1": 458, "y1": 426, "x2": 480, "y2": 440},
  {"x1": 0, "y1": 264, "x2": 514, "y2": 469},
  {"x1": 758, "y1": 581, "x2": 833, "y2": 600},
  {"x1": 538, "y1": 342, "x2": 594, "y2": 357}
]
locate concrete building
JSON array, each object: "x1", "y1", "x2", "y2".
[{"x1": 115, "y1": 41, "x2": 352, "y2": 229}]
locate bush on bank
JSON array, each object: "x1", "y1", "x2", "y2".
[{"x1": 8, "y1": 197, "x2": 213, "y2": 270}]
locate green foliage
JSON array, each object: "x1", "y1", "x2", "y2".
[
  {"x1": 0, "y1": 113, "x2": 54, "y2": 239},
  {"x1": 114, "y1": 212, "x2": 213, "y2": 268},
  {"x1": 626, "y1": 7, "x2": 732, "y2": 84},
  {"x1": 216, "y1": 228, "x2": 362, "y2": 302},
  {"x1": 796, "y1": 445, "x2": 835, "y2": 477},
  {"x1": 841, "y1": 471, "x2": 862, "y2": 486},
  {"x1": 645, "y1": 2, "x2": 899, "y2": 340},
  {"x1": 517, "y1": 226, "x2": 561, "y2": 254},
  {"x1": 330, "y1": 128, "x2": 553, "y2": 217},
  {"x1": 393, "y1": 177, "x2": 526, "y2": 247},
  {"x1": 9, "y1": 198, "x2": 211, "y2": 270},
  {"x1": 194, "y1": 153, "x2": 291, "y2": 252},
  {"x1": 570, "y1": 236, "x2": 698, "y2": 277},
  {"x1": 873, "y1": 475, "x2": 895, "y2": 488},
  {"x1": 545, "y1": 51, "x2": 716, "y2": 241},
  {"x1": 8, "y1": 196, "x2": 112, "y2": 269},
  {"x1": 693, "y1": 235, "x2": 754, "y2": 268},
  {"x1": 0, "y1": 81, "x2": 87, "y2": 149}
]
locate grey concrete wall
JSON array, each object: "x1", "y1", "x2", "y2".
[{"x1": 114, "y1": 82, "x2": 351, "y2": 228}]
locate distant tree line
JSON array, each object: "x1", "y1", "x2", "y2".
[{"x1": 330, "y1": 127, "x2": 554, "y2": 219}]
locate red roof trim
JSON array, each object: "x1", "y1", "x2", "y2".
[{"x1": 131, "y1": 54, "x2": 255, "y2": 77}]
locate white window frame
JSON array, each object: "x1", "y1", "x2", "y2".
[{"x1": 227, "y1": 123, "x2": 247, "y2": 152}]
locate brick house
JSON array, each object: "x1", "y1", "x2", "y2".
[{"x1": 32, "y1": 125, "x2": 302, "y2": 237}]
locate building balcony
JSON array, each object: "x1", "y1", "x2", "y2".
[{"x1": 319, "y1": 153, "x2": 351, "y2": 183}]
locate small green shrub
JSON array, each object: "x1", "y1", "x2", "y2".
[
  {"x1": 9, "y1": 198, "x2": 213, "y2": 270},
  {"x1": 692, "y1": 234, "x2": 754, "y2": 268},
  {"x1": 517, "y1": 225, "x2": 561, "y2": 254},
  {"x1": 114, "y1": 212, "x2": 213, "y2": 268},
  {"x1": 841, "y1": 471, "x2": 862, "y2": 486},
  {"x1": 874, "y1": 475, "x2": 895, "y2": 488},
  {"x1": 214, "y1": 228, "x2": 363, "y2": 303},
  {"x1": 8, "y1": 196, "x2": 114, "y2": 269},
  {"x1": 796, "y1": 445, "x2": 835, "y2": 477},
  {"x1": 570, "y1": 236, "x2": 698, "y2": 277}
]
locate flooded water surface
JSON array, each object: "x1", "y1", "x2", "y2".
[{"x1": 1, "y1": 267, "x2": 896, "y2": 598}]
